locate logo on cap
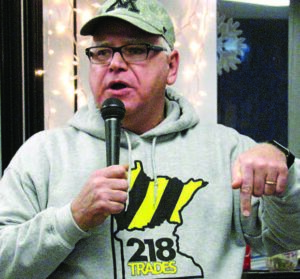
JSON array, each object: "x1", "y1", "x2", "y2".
[{"x1": 106, "y1": 0, "x2": 140, "y2": 13}]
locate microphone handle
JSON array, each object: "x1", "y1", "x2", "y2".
[{"x1": 104, "y1": 118, "x2": 122, "y2": 166}]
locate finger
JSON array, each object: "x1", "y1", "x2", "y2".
[
  {"x1": 101, "y1": 192, "x2": 128, "y2": 215},
  {"x1": 93, "y1": 190, "x2": 128, "y2": 212},
  {"x1": 95, "y1": 201, "x2": 125, "y2": 220},
  {"x1": 109, "y1": 189, "x2": 128, "y2": 204},
  {"x1": 264, "y1": 175, "x2": 278, "y2": 196},
  {"x1": 240, "y1": 161, "x2": 254, "y2": 217},
  {"x1": 108, "y1": 165, "x2": 129, "y2": 178},
  {"x1": 98, "y1": 177, "x2": 129, "y2": 191},
  {"x1": 108, "y1": 201, "x2": 126, "y2": 214},
  {"x1": 86, "y1": 177, "x2": 129, "y2": 202},
  {"x1": 240, "y1": 184, "x2": 252, "y2": 217},
  {"x1": 275, "y1": 164, "x2": 288, "y2": 195},
  {"x1": 264, "y1": 184, "x2": 277, "y2": 195},
  {"x1": 94, "y1": 165, "x2": 129, "y2": 179},
  {"x1": 231, "y1": 160, "x2": 243, "y2": 189},
  {"x1": 252, "y1": 163, "x2": 266, "y2": 197}
]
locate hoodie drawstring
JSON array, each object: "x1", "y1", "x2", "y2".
[
  {"x1": 151, "y1": 137, "x2": 158, "y2": 207},
  {"x1": 124, "y1": 130, "x2": 132, "y2": 211}
]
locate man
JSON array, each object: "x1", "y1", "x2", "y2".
[{"x1": 0, "y1": 0, "x2": 298, "y2": 278}]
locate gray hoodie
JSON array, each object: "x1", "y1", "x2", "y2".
[{"x1": 0, "y1": 88, "x2": 300, "y2": 279}]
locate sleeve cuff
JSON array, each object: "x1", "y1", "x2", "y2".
[{"x1": 54, "y1": 203, "x2": 91, "y2": 248}]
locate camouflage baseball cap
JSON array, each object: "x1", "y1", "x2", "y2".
[{"x1": 80, "y1": 0, "x2": 175, "y2": 49}]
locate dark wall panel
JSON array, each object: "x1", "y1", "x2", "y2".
[{"x1": 0, "y1": 0, "x2": 44, "y2": 173}]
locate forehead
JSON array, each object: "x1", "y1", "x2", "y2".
[{"x1": 92, "y1": 18, "x2": 160, "y2": 43}]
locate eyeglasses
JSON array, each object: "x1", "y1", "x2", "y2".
[{"x1": 85, "y1": 43, "x2": 168, "y2": 65}]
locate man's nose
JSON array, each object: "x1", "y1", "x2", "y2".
[{"x1": 109, "y1": 51, "x2": 128, "y2": 71}]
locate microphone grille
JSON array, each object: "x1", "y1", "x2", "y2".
[{"x1": 100, "y1": 98, "x2": 126, "y2": 120}]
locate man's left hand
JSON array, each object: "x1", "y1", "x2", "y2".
[{"x1": 232, "y1": 143, "x2": 289, "y2": 217}]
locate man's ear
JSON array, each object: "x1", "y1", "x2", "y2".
[{"x1": 166, "y1": 50, "x2": 179, "y2": 86}]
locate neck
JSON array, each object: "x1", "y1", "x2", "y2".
[{"x1": 123, "y1": 106, "x2": 165, "y2": 135}]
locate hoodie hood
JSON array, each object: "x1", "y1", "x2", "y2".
[{"x1": 68, "y1": 87, "x2": 199, "y2": 141}]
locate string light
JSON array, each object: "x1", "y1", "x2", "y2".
[
  {"x1": 55, "y1": 22, "x2": 67, "y2": 34},
  {"x1": 51, "y1": 90, "x2": 61, "y2": 96},
  {"x1": 50, "y1": 107, "x2": 57, "y2": 114},
  {"x1": 35, "y1": 69, "x2": 46, "y2": 77},
  {"x1": 190, "y1": 41, "x2": 201, "y2": 54},
  {"x1": 43, "y1": 0, "x2": 216, "y2": 129}
]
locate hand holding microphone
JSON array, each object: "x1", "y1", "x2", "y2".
[{"x1": 71, "y1": 98, "x2": 128, "y2": 231}]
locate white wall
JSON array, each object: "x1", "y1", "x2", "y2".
[{"x1": 160, "y1": 0, "x2": 217, "y2": 123}]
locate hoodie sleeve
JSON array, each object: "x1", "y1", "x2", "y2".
[
  {"x1": 236, "y1": 144, "x2": 300, "y2": 255},
  {"x1": 225, "y1": 130, "x2": 300, "y2": 255},
  {"x1": 260, "y1": 159, "x2": 300, "y2": 255},
  {"x1": 0, "y1": 134, "x2": 90, "y2": 279}
]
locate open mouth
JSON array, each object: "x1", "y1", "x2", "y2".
[{"x1": 110, "y1": 82, "x2": 128, "y2": 90}]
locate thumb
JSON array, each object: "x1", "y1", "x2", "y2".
[{"x1": 232, "y1": 159, "x2": 242, "y2": 189}]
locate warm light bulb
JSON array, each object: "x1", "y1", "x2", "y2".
[
  {"x1": 199, "y1": 90, "x2": 208, "y2": 97},
  {"x1": 80, "y1": 9, "x2": 94, "y2": 25},
  {"x1": 35, "y1": 69, "x2": 45, "y2": 76},
  {"x1": 183, "y1": 66, "x2": 196, "y2": 82},
  {"x1": 55, "y1": 22, "x2": 66, "y2": 34},
  {"x1": 91, "y1": 3, "x2": 102, "y2": 9},
  {"x1": 51, "y1": 90, "x2": 61, "y2": 96},
  {"x1": 79, "y1": 39, "x2": 91, "y2": 48},
  {"x1": 50, "y1": 107, "x2": 57, "y2": 114},
  {"x1": 198, "y1": 60, "x2": 207, "y2": 69},
  {"x1": 190, "y1": 41, "x2": 201, "y2": 54}
]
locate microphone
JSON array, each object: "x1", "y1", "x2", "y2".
[{"x1": 100, "y1": 98, "x2": 126, "y2": 166}]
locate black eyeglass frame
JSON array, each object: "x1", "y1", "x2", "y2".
[{"x1": 85, "y1": 43, "x2": 168, "y2": 64}]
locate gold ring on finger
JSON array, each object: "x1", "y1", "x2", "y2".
[{"x1": 265, "y1": 180, "x2": 277, "y2": 185}]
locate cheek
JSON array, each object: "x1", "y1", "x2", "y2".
[
  {"x1": 88, "y1": 68, "x2": 108, "y2": 106},
  {"x1": 144, "y1": 66, "x2": 169, "y2": 92},
  {"x1": 89, "y1": 67, "x2": 104, "y2": 93}
]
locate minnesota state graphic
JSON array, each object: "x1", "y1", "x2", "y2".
[{"x1": 111, "y1": 161, "x2": 208, "y2": 278}]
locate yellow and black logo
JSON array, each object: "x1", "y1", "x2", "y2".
[{"x1": 113, "y1": 161, "x2": 208, "y2": 278}]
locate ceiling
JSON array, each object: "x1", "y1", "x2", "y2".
[{"x1": 218, "y1": 1, "x2": 289, "y2": 19}]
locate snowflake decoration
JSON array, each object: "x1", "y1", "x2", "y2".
[{"x1": 217, "y1": 14, "x2": 248, "y2": 75}]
